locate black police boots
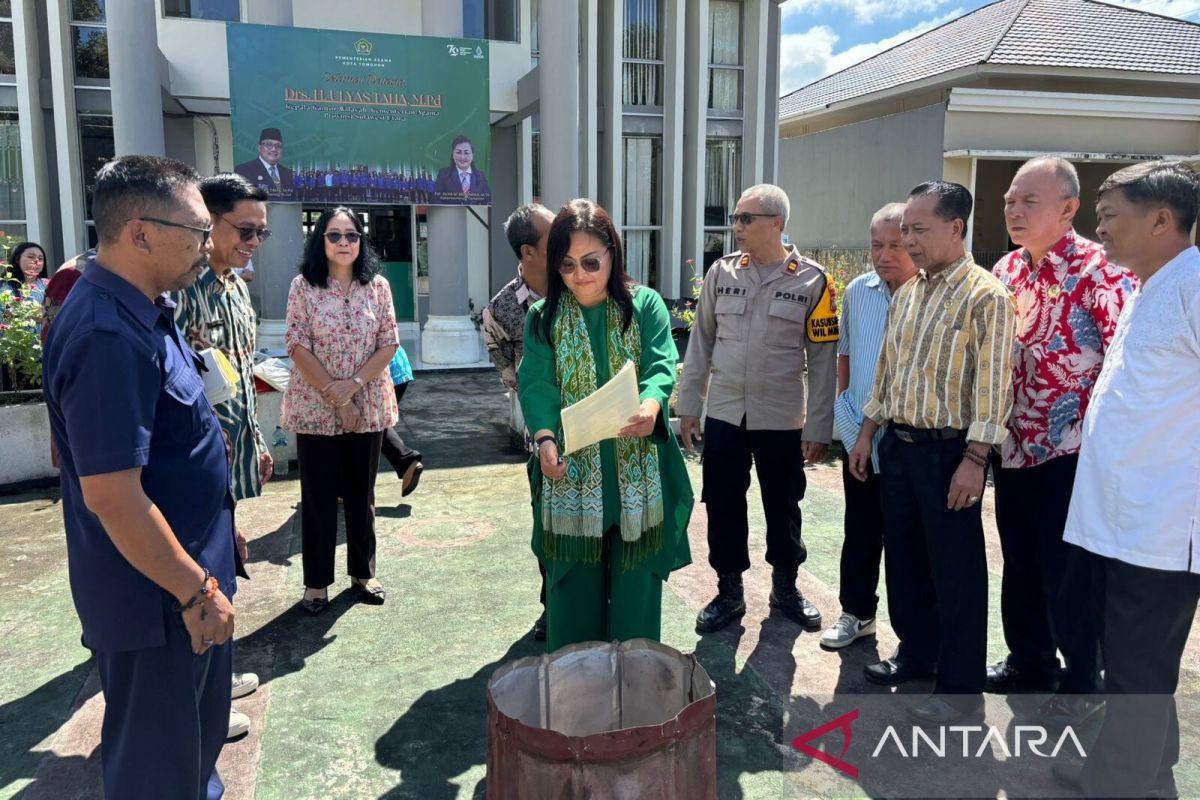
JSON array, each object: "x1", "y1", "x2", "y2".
[
  {"x1": 695, "y1": 572, "x2": 747, "y2": 633},
  {"x1": 769, "y1": 570, "x2": 822, "y2": 630}
]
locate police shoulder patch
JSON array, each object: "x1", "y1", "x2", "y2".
[{"x1": 807, "y1": 278, "x2": 840, "y2": 343}]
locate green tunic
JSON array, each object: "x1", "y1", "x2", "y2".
[{"x1": 519, "y1": 286, "x2": 693, "y2": 649}]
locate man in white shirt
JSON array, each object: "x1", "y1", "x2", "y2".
[{"x1": 1054, "y1": 161, "x2": 1200, "y2": 799}]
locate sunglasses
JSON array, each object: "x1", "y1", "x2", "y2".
[
  {"x1": 728, "y1": 212, "x2": 778, "y2": 226},
  {"x1": 324, "y1": 231, "x2": 362, "y2": 245},
  {"x1": 134, "y1": 216, "x2": 213, "y2": 248},
  {"x1": 559, "y1": 248, "x2": 610, "y2": 275},
  {"x1": 220, "y1": 216, "x2": 271, "y2": 243}
]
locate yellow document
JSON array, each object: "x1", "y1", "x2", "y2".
[{"x1": 560, "y1": 360, "x2": 641, "y2": 456}]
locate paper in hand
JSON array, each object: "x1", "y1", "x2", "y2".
[{"x1": 560, "y1": 360, "x2": 641, "y2": 456}]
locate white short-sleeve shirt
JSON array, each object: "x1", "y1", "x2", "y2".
[{"x1": 1063, "y1": 246, "x2": 1200, "y2": 572}]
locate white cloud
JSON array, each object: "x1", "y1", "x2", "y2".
[
  {"x1": 780, "y1": 10, "x2": 962, "y2": 95},
  {"x1": 780, "y1": 0, "x2": 953, "y2": 24}
]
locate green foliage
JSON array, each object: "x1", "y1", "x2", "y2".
[
  {"x1": 0, "y1": 288, "x2": 42, "y2": 390},
  {"x1": 670, "y1": 259, "x2": 702, "y2": 330}
]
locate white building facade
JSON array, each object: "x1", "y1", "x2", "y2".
[{"x1": 3, "y1": 0, "x2": 785, "y2": 363}]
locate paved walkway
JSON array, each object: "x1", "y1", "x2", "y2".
[{"x1": 2, "y1": 369, "x2": 1198, "y2": 798}]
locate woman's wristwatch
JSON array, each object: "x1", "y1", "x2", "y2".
[{"x1": 535, "y1": 434, "x2": 557, "y2": 453}]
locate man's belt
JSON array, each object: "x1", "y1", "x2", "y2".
[{"x1": 890, "y1": 424, "x2": 967, "y2": 443}]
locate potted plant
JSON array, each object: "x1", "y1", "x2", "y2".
[{"x1": 0, "y1": 288, "x2": 42, "y2": 397}]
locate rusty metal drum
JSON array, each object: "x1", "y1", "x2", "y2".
[{"x1": 485, "y1": 639, "x2": 718, "y2": 799}]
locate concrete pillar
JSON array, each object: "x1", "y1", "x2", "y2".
[
  {"x1": 660, "y1": 0, "x2": 686, "y2": 298},
  {"x1": 579, "y1": 0, "x2": 599, "y2": 200},
  {"x1": 764, "y1": 1, "x2": 782, "y2": 184},
  {"x1": 246, "y1": 0, "x2": 293, "y2": 25},
  {"x1": 681, "y1": 0, "x2": 711, "y2": 274},
  {"x1": 490, "y1": 125, "x2": 519, "y2": 295},
  {"x1": 741, "y1": 0, "x2": 770, "y2": 188},
  {"x1": 107, "y1": 0, "x2": 165, "y2": 156},
  {"x1": 598, "y1": 0, "x2": 623, "y2": 226},
  {"x1": 45, "y1": 0, "x2": 86, "y2": 258},
  {"x1": 538, "y1": 0, "x2": 580, "y2": 210},
  {"x1": 518, "y1": 116, "x2": 534, "y2": 205},
  {"x1": 253, "y1": 202, "x2": 303, "y2": 350},
  {"x1": 12, "y1": 0, "x2": 51, "y2": 252},
  {"x1": 420, "y1": 0, "x2": 478, "y2": 364}
]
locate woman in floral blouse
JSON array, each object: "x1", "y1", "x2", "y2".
[{"x1": 282, "y1": 207, "x2": 399, "y2": 613}]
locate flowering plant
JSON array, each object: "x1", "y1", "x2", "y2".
[
  {"x1": 671, "y1": 259, "x2": 703, "y2": 330},
  {"x1": 0, "y1": 288, "x2": 43, "y2": 390}
]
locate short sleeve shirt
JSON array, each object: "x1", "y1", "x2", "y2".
[{"x1": 42, "y1": 262, "x2": 236, "y2": 653}]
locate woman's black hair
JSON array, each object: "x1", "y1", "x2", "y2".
[
  {"x1": 537, "y1": 198, "x2": 634, "y2": 343},
  {"x1": 298, "y1": 207, "x2": 379, "y2": 287},
  {"x1": 3, "y1": 242, "x2": 47, "y2": 296}
]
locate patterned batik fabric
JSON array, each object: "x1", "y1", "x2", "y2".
[
  {"x1": 991, "y1": 231, "x2": 1136, "y2": 468},
  {"x1": 543, "y1": 290, "x2": 664, "y2": 565},
  {"x1": 175, "y1": 267, "x2": 267, "y2": 500}
]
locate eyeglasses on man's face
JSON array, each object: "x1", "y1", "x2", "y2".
[
  {"x1": 220, "y1": 215, "x2": 271, "y2": 243},
  {"x1": 559, "y1": 248, "x2": 610, "y2": 275},
  {"x1": 324, "y1": 231, "x2": 362, "y2": 245},
  {"x1": 134, "y1": 216, "x2": 214, "y2": 248},
  {"x1": 728, "y1": 212, "x2": 778, "y2": 226},
  {"x1": 259, "y1": 140, "x2": 283, "y2": 151}
]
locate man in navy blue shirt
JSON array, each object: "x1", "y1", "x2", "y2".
[{"x1": 43, "y1": 154, "x2": 237, "y2": 800}]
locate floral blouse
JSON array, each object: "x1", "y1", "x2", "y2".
[{"x1": 281, "y1": 273, "x2": 399, "y2": 435}]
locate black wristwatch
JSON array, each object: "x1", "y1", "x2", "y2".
[{"x1": 535, "y1": 434, "x2": 557, "y2": 452}]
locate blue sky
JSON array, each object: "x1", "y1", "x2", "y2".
[{"x1": 778, "y1": 0, "x2": 1200, "y2": 96}]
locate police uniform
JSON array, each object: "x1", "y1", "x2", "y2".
[
  {"x1": 677, "y1": 245, "x2": 839, "y2": 577},
  {"x1": 43, "y1": 261, "x2": 237, "y2": 800}
]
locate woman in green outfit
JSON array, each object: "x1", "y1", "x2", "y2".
[{"x1": 518, "y1": 198, "x2": 693, "y2": 652}]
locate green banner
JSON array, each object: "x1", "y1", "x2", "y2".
[{"x1": 227, "y1": 24, "x2": 491, "y2": 207}]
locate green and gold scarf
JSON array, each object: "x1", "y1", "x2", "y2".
[{"x1": 542, "y1": 290, "x2": 664, "y2": 567}]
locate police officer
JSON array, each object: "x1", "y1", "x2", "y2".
[
  {"x1": 42, "y1": 155, "x2": 238, "y2": 800},
  {"x1": 678, "y1": 183, "x2": 839, "y2": 633}
]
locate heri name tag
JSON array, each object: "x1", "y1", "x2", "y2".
[{"x1": 807, "y1": 280, "x2": 840, "y2": 343}]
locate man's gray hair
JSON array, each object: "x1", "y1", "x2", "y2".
[
  {"x1": 870, "y1": 202, "x2": 906, "y2": 229},
  {"x1": 503, "y1": 203, "x2": 550, "y2": 259},
  {"x1": 1019, "y1": 156, "x2": 1081, "y2": 199},
  {"x1": 740, "y1": 183, "x2": 790, "y2": 225}
]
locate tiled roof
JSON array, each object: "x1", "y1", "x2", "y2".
[{"x1": 780, "y1": 0, "x2": 1200, "y2": 119}]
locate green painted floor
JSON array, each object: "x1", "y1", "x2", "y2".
[{"x1": 2, "y1": 370, "x2": 1199, "y2": 799}]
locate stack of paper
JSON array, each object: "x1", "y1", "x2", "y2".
[{"x1": 560, "y1": 360, "x2": 641, "y2": 455}]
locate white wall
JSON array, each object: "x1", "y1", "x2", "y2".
[
  {"x1": 292, "y1": 0, "x2": 423, "y2": 34},
  {"x1": 945, "y1": 111, "x2": 1200, "y2": 156},
  {"x1": 779, "y1": 104, "x2": 946, "y2": 248},
  {"x1": 157, "y1": 17, "x2": 230, "y2": 100}
]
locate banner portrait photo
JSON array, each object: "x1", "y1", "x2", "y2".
[{"x1": 227, "y1": 24, "x2": 492, "y2": 207}]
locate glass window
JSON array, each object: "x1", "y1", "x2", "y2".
[
  {"x1": 487, "y1": 0, "x2": 518, "y2": 42},
  {"x1": 71, "y1": 0, "x2": 106, "y2": 22},
  {"x1": 623, "y1": 136, "x2": 662, "y2": 287},
  {"x1": 0, "y1": 22, "x2": 13, "y2": 77},
  {"x1": 623, "y1": 0, "x2": 663, "y2": 107},
  {"x1": 79, "y1": 114, "x2": 114, "y2": 221},
  {"x1": 708, "y1": 0, "x2": 743, "y2": 111},
  {"x1": 0, "y1": 111, "x2": 23, "y2": 221},
  {"x1": 463, "y1": 0, "x2": 485, "y2": 38},
  {"x1": 163, "y1": 0, "x2": 240, "y2": 21},
  {"x1": 72, "y1": 26, "x2": 108, "y2": 79},
  {"x1": 531, "y1": 128, "x2": 540, "y2": 204},
  {"x1": 703, "y1": 138, "x2": 740, "y2": 264},
  {"x1": 0, "y1": 2, "x2": 11, "y2": 17},
  {"x1": 531, "y1": 0, "x2": 539, "y2": 65}
]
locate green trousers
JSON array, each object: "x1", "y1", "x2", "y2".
[{"x1": 545, "y1": 529, "x2": 664, "y2": 653}]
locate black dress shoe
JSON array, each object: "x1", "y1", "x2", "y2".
[
  {"x1": 533, "y1": 611, "x2": 547, "y2": 641},
  {"x1": 352, "y1": 578, "x2": 386, "y2": 605},
  {"x1": 985, "y1": 658, "x2": 1058, "y2": 693},
  {"x1": 695, "y1": 572, "x2": 746, "y2": 633},
  {"x1": 864, "y1": 657, "x2": 934, "y2": 687},
  {"x1": 768, "y1": 572, "x2": 822, "y2": 630},
  {"x1": 301, "y1": 594, "x2": 329, "y2": 615},
  {"x1": 907, "y1": 694, "x2": 983, "y2": 725}
]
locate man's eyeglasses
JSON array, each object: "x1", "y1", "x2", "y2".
[
  {"x1": 559, "y1": 249, "x2": 610, "y2": 275},
  {"x1": 728, "y1": 213, "x2": 779, "y2": 226},
  {"x1": 220, "y1": 215, "x2": 271, "y2": 243},
  {"x1": 259, "y1": 141, "x2": 283, "y2": 151},
  {"x1": 324, "y1": 231, "x2": 362, "y2": 245},
  {"x1": 134, "y1": 216, "x2": 213, "y2": 247}
]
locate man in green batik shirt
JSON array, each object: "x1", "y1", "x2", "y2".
[{"x1": 175, "y1": 174, "x2": 274, "y2": 739}]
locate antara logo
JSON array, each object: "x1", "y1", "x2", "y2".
[{"x1": 792, "y1": 709, "x2": 1088, "y2": 778}]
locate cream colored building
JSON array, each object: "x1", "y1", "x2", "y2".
[{"x1": 778, "y1": 0, "x2": 1200, "y2": 266}]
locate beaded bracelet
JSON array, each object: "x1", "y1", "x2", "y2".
[
  {"x1": 961, "y1": 448, "x2": 988, "y2": 468},
  {"x1": 176, "y1": 568, "x2": 218, "y2": 613}
]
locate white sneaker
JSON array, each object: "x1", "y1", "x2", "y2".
[
  {"x1": 227, "y1": 709, "x2": 250, "y2": 740},
  {"x1": 820, "y1": 613, "x2": 876, "y2": 650},
  {"x1": 231, "y1": 671, "x2": 259, "y2": 700}
]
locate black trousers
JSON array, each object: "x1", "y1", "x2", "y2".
[
  {"x1": 701, "y1": 416, "x2": 807, "y2": 575},
  {"x1": 297, "y1": 430, "x2": 384, "y2": 589},
  {"x1": 839, "y1": 451, "x2": 884, "y2": 621},
  {"x1": 878, "y1": 428, "x2": 987, "y2": 694},
  {"x1": 994, "y1": 454, "x2": 1102, "y2": 692},
  {"x1": 379, "y1": 382, "x2": 422, "y2": 477},
  {"x1": 1082, "y1": 557, "x2": 1200, "y2": 797}
]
